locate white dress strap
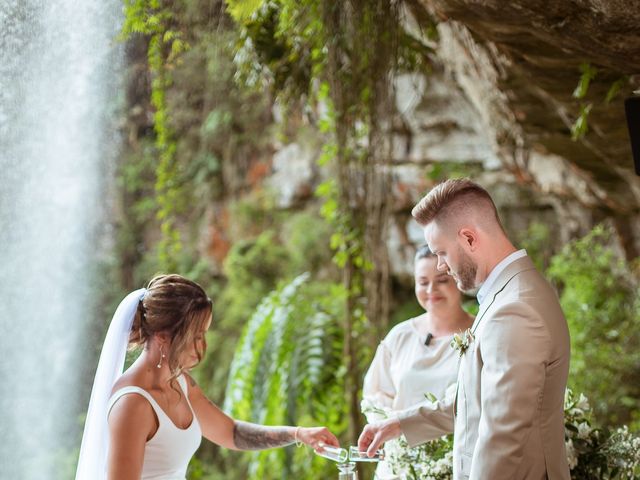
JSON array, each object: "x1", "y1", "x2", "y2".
[
  {"x1": 107, "y1": 375, "x2": 192, "y2": 420},
  {"x1": 176, "y1": 375, "x2": 188, "y2": 397},
  {"x1": 107, "y1": 385, "x2": 161, "y2": 419}
]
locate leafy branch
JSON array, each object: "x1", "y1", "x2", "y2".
[
  {"x1": 570, "y1": 62, "x2": 628, "y2": 141},
  {"x1": 122, "y1": 0, "x2": 190, "y2": 270}
]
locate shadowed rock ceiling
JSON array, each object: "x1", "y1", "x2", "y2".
[{"x1": 411, "y1": 0, "x2": 640, "y2": 215}]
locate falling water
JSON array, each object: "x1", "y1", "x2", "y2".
[{"x1": 0, "y1": 1, "x2": 123, "y2": 478}]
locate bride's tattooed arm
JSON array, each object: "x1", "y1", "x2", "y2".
[
  {"x1": 233, "y1": 421, "x2": 295, "y2": 450},
  {"x1": 184, "y1": 374, "x2": 338, "y2": 451}
]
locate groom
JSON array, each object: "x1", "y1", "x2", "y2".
[{"x1": 358, "y1": 178, "x2": 571, "y2": 480}]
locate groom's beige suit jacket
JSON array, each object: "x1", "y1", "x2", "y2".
[{"x1": 398, "y1": 256, "x2": 571, "y2": 480}]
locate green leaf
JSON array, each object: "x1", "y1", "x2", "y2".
[
  {"x1": 572, "y1": 62, "x2": 598, "y2": 99},
  {"x1": 225, "y1": 0, "x2": 265, "y2": 24},
  {"x1": 604, "y1": 76, "x2": 628, "y2": 104},
  {"x1": 424, "y1": 392, "x2": 438, "y2": 403},
  {"x1": 570, "y1": 103, "x2": 592, "y2": 141}
]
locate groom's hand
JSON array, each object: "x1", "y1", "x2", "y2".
[{"x1": 357, "y1": 418, "x2": 401, "y2": 457}]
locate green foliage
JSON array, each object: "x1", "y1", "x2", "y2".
[
  {"x1": 385, "y1": 434, "x2": 454, "y2": 479},
  {"x1": 201, "y1": 228, "x2": 293, "y2": 402},
  {"x1": 199, "y1": 212, "x2": 330, "y2": 394},
  {"x1": 425, "y1": 160, "x2": 483, "y2": 183},
  {"x1": 389, "y1": 297, "x2": 424, "y2": 329},
  {"x1": 571, "y1": 103, "x2": 593, "y2": 141},
  {"x1": 166, "y1": 25, "x2": 271, "y2": 208},
  {"x1": 114, "y1": 138, "x2": 160, "y2": 288},
  {"x1": 605, "y1": 76, "x2": 628, "y2": 104},
  {"x1": 317, "y1": 178, "x2": 370, "y2": 271},
  {"x1": 564, "y1": 389, "x2": 640, "y2": 479},
  {"x1": 228, "y1": 0, "x2": 324, "y2": 105},
  {"x1": 225, "y1": 0, "x2": 410, "y2": 451},
  {"x1": 573, "y1": 62, "x2": 598, "y2": 100},
  {"x1": 570, "y1": 63, "x2": 628, "y2": 141},
  {"x1": 122, "y1": 0, "x2": 189, "y2": 271},
  {"x1": 224, "y1": 274, "x2": 348, "y2": 479},
  {"x1": 227, "y1": 191, "x2": 280, "y2": 238},
  {"x1": 547, "y1": 225, "x2": 640, "y2": 428},
  {"x1": 281, "y1": 210, "x2": 333, "y2": 274},
  {"x1": 225, "y1": 0, "x2": 264, "y2": 23},
  {"x1": 516, "y1": 221, "x2": 554, "y2": 272},
  {"x1": 219, "y1": 230, "x2": 293, "y2": 329}
]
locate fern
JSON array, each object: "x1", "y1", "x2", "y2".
[{"x1": 224, "y1": 274, "x2": 348, "y2": 479}]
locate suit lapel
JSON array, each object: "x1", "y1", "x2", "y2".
[{"x1": 470, "y1": 256, "x2": 537, "y2": 335}]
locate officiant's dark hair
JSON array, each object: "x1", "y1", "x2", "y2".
[
  {"x1": 130, "y1": 274, "x2": 212, "y2": 384},
  {"x1": 414, "y1": 245, "x2": 435, "y2": 263}
]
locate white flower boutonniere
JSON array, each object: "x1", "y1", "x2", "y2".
[{"x1": 451, "y1": 328, "x2": 474, "y2": 357}]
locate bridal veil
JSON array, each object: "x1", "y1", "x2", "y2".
[{"x1": 75, "y1": 288, "x2": 146, "y2": 480}]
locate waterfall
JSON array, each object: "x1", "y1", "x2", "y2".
[{"x1": 0, "y1": 0, "x2": 123, "y2": 478}]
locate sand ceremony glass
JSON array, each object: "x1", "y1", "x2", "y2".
[{"x1": 315, "y1": 443, "x2": 385, "y2": 479}]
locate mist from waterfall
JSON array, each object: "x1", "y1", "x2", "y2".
[{"x1": 0, "y1": 0, "x2": 123, "y2": 477}]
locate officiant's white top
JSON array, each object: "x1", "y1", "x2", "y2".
[
  {"x1": 108, "y1": 375, "x2": 202, "y2": 480},
  {"x1": 362, "y1": 317, "x2": 459, "y2": 479}
]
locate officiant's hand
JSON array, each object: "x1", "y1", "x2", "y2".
[
  {"x1": 358, "y1": 418, "x2": 401, "y2": 457},
  {"x1": 297, "y1": 426, "x2": 340, "y2": 451}
]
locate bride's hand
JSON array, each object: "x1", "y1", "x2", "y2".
[{"x1": 297, "y1": 426, "x2": 340, "y2": 451}]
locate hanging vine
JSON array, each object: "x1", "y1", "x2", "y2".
[
  {"x1": 319, "y1": 0, "x2": 398, "y2": 446},
  {"x1": 122, "y1": 0, "x2": 189, "y2": 271},
  {"x1": 225, "y1": 0, "x2": 404, "y2": 457}
]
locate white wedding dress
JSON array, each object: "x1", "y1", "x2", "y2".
[
  {"x1": 76, "y1": 288, "x2": 203, "y2": 480},
  {"x1": 107, "y1": 374, "x2": 201, "y2": 480}
]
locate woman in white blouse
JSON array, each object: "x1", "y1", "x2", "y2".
[{"x1": 361, "y1": 245, "x2": 474, "y2": 479}]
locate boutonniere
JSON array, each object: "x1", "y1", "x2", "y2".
[{"x1": 451, "y1": 328, "x2": 474, "y2": 357}]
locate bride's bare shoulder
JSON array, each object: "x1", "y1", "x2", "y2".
[
  {"x1": 108, "y1": 371, "x2": 156, "y2": 433},
  {"x1": 110, "y1": 369, "x2": 146, "y2": 395},
  {"x1": 108, "y1": 391, "x2": 156, "y2": 441}
]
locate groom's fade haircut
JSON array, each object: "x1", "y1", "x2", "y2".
[{"x1": 411, "y1": 178, "x2": 504, "y2": 233}]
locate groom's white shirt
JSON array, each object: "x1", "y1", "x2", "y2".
[
  {"x1": 398, "y1": 254, "x2": 571, "y2": 480},
  {"x1": 476, "y1": 249, "x2": 526, "y2": 305}
]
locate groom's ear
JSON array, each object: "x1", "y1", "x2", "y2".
[{"x1": 458, "y1": 228, "x2": 478, "y2": 251}]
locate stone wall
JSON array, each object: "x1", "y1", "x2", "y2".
[{"x1": 133, "y1": 1, "x2": 640, "y2": 283}]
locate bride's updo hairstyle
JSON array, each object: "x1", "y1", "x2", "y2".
[{"x1": 130, "y1": 274, "x2": 212, "y2": 379}]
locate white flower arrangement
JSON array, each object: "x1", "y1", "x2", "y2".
[
  {"x1": 380, "y1": 389, "x2": 640, "y2": 480},
  {"x1": 362, "y1": 400, "x2": 453, "y2": 480},
  {"x1": 385, "y1": 435, "x2": 453, "y2": 480},
  {"x1": 564, "y1": 389, "x2": 640, "y2": 479}
]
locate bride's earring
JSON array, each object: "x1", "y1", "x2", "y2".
[{"x1": 157, "y1": 345, "x2": 166, "y2": 369}]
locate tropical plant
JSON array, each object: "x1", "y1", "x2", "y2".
[{"x1": 224, "y1": 274, "x2": 349, "y2": 479}]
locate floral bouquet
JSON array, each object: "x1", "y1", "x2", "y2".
[
  {"x1": 380, "y1": 390, "x2": 640, "y2": 480},
  {"x1": 564, "y1": 389, "x2": 640, "y2": 479},
  {"x1": 363, "y1": 398, "x2": 453, "y2": 480},
  {"x1": 385, "y1": 434, "x2": 453, "y2": 480}
]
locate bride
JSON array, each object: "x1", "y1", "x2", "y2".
[{"x1": 76, "y1": 274, "x2": 339, "y2": 480}]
